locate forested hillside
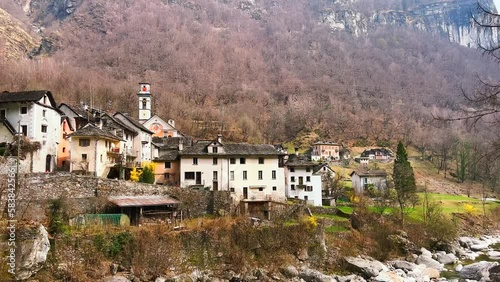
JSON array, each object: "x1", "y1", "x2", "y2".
[{"x1": 0, "y1": 0, "x2": 498, "y2": 150}]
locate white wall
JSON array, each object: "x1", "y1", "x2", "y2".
[
  {"x1": 180, "y1": 156, "x2": 286, "y2": 202},
  {"x1": 285, "y1": 167, "x2": 323, "y2": 206}
]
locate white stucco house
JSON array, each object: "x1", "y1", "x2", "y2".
[
  {"x1": 285, "y1": 155, "x2": 334, "y2": 206},
  {"x1": 179, "y1": 135, "x2": 286, "y2": 203},
  {"x1": 350, "y1": 169, "x2": 388, "y2": 194},
  {"x1": 0, "y1": 90, "x2": 61, "y2": 172}
]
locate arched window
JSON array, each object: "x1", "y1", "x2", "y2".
[{"x1": 142, "y1": 98, "x2": 147, "y2": 109}]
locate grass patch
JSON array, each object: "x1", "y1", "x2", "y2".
[
  {"x1": 336, "y1": 205, "x2": 354, "y2": 215},
  {"x1": 324, "y1": 225, "x2": 349, "y2": 233}
]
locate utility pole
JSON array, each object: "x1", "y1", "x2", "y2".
[{"x1": 16, "y1": 121, "x2": 21, "y2": 193}]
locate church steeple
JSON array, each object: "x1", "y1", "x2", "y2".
[{"x1": 138, "y1": 82, "x2": 152, "y2": 121}]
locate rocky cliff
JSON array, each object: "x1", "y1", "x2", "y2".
[{"x1": 321, "y1": 0, "x2": 499, "y2": 48}]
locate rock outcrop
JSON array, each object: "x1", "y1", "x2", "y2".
[{"x1": 16, "y1": 225, "x2": 51, "y2": 280}]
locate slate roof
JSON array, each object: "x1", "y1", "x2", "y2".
[
  {"x1": 152, "y1": 136, "x2": 193, "y2": 149},
  {"x1": 179, "y1": 140, "x2": 285, "y2": 156},
  {"x1": 313, "y1": 163, "x2": 334, "y2": 174},
  {"x1": 350, "y1": 169, "x2": 388, "y2": 177},
  {"x1": 114, "y1": 112, "x2": 154, "y2": 134},
  {"x1": 153, "y1": 151, "x2": 179, "y2": 161},
  {"x1": 69, "y1": 123, "x2": 122, "y2": 141},
  {"x1": 0, "y1": 90, "x2": 57, "y2": 107},
  {"x1": 101, "y1": 113, "x2": 137, "y2": 134},
  {"x1": 312, "y1": 141, "x2": 340, "y2": 146},
  {"x1": 361, "y1": 148, "x2": 394, "y2": 157},
  {"x1": 285, "y1": 154, "x2": 318, "y2": 167}
]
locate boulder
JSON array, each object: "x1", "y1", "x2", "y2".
[
  {"x1": 459, "y1": 261, "x2": 499, "y2": 280},
  {"x1": 298, "y1": 267, "x2": 335, "y2": 282},
  {"x1": 387, "y1": 260, "x2": 418, "y2": 272},
  {"x1": 16, "y1": 225, "x2": 51, "y2": 280},
  {"x1": 435, "y1": 252, "x2": 458, "y2": 265},
  {"x1": 373, "y1": 271, "x2": 404, "y2": 282},
  {"x1": 155, "y1": 277, "x2": 167, "y2": 282},
  {"x1": 344, "y1": 256, "x2": 388, "y2": 278},
  {"x1": 335, "y1": 274, "x2": 366, "y2": 282},
  {"x1": 470, "y1": 242, "x2": 490, "y2": 251},
  {"x1": 488, "y1": 251, "x2": 500, "y2": 260},
  {"x1": 280, "y1": 265, "x2": 299, "y2": 278},
  {"x1": 421, "y1": 267, "x2": 440, "y2": 279},
  {"x1": 489, "y1": 265, "x2": 500, "y2": 282},
  {"x1": 416, "y1": 254, "x2": 444, "y2": 271}
]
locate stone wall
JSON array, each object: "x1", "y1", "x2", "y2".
[{"x1": 0, "y1": 172, "x2": 233, "y2": 222}]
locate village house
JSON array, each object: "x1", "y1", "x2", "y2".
[
  {"x1": 285, "y1": 154, "x2": 334, "y2": 206},
  {"x1": 360, "y1": 148, "x2": 394, "y2": 160},
  {"x1": 143, "y1": 114, "x2": 182, "y2": 138},
  {"x1": 152, "y1": 136, "x2": 193, "y2": 185},
  {"x1": 68, "y1": 123, "x2": 123, "y2": 177},
  {"x1": 311, "y1": 141, "x2": 341, "y2": 161},
  {"x1": 0, "y1": 90, "x2": 61, "y2": 172},
  {"x1": 178, "y1": 134, "x2": 286, "y2": 202},
  {"x1": 350, "y1": 169, "x2": 388, "y2": 194}
]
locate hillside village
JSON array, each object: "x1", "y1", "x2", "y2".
[{"x1": 0, "y1": 83, "x2": 394, "y2": 211}]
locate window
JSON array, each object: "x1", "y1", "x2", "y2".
[
  {"x1": 43, "y1": 95, "x2": 47, "y2": 104},
  {"x1": 299, "y1": 177, "x2": 304, "y2": 185},
  {"x1": 230, "y1": 171, "x2": 234, "y2": 181},
  {"x1": 290, "y1": 167, "x2": 295, "y2": 172},
  {"x1": 79, "y1": 139, "x2": 90, "y2": 147},
  {"x1": 0, "y1": 109, "x2": 5, "y2": 119},
  {"x1": 305, "y1": 186, "x2": 313, "y2": 191},
  {"x1": 272, "y1": 170, "x2": 276, "y2": 180},
  {"x1": 165, "y1": 161, "x2": 171, "y2": 168},
  {"x1": 306, "y1": 167, "x2": 311, "y2": 172},
  {"x1": 306, "y1": 176, "x2": 311, "y2": 182},
  {"x1": 41, "y1": 125, "x2": 47, "y2": 133},
  {"x1": 291, "y1": 176, "x2": 295, "y2": 183},
  {"x1": 193, "y1": 157, "x2": 198, "y2": 165},
  {"x1": 212, "y1": 147, "x2": 218, "y2": 153},
  {"x1": 258, "y1": 170, "x2": 263, "y2": 180},
  {"x1": 273, "y1": 186, "x2": 277, "y2": 191},
  {"x1": 42, "y1": 110, "x2": 46, "y2": 118},
  {"x1": 185, "y1": 172, "x2": 195, "y2": 180},
  {"x1": 213, "y1": 157, "x2": 218, "y2": 165},
  {"x1": 258, "y1": 157, "x2": 264, "y2": 164},
  {"x1": 291, "y1": 184, "x2": 295, "y2": 190},
  {"x1": 230, "y1": 158, "x2": 236, "y2": 164},
  {"x1": 82, "y1": 154, "x2": 87, "y2": 161},
  {"x1": 20, "y1": 106, "x2": 27, "y2": 114},
  {"x1": 243, "y1": 171, "x2": 247, "y2": 180},
  {"x1": 164, "y1": 173, "x2": 170, "y2": 180},
  {"x1": 62, "y1": 147, "x2": 66, "y2": 153},
  {"x1": 142, "y1": 98, "x2": 147, "y2": 109},
  {"x1": 230, "y1": 187, "x2": 235, "y2": 192},
  {"x1": 240, "y1": 158, "x2": 246, "y2": 164},
  {"x1": 213, "y1": 171, "x2": 218, "y2": 180},
  {"x1": 304, "y1": 196, "x2": 308, "y2": 201},
  {"x1": 258, "y1": 187, "x2": 264, "y2": 191},
  {"x1": 21, "y1": 125, "x2": 27, "y2": 136}
]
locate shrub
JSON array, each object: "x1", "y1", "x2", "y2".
[{"x1": 463, "y1": 203, "x2": 479, "y2": 216}]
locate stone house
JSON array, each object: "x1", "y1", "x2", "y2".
[{"x1": 350, "y1": 169, "x2": 388, "y2": 194}]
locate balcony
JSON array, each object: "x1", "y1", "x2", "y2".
[{"x1": 296, "y1": 184, "x2": 306, "y2": 189}]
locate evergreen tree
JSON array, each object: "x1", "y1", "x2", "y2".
[
  {"x1": 393, "y1": 141, "x2": 417, "y2": 225},
  {"x1": 139, "y1": 162, "x2": 155, "y2": 184}
]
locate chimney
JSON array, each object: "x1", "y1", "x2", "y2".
[
  {"x1": 168, "y1": 119, "x2": 175, "y2": 128},
  {"x1": 178, "y1": 138, "x2": 184, "y2": 151},
  {"x1": 217, "y1": 133, "x2": 222, "y2": 143},
  {"x1": 294, "y1": 147, "x2": 299, "y2": 156}
]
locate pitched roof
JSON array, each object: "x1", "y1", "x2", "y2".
[
  {"x1": 285, "y1": 154, "x2": 317, "y2": 167},
  {"x1": 0, "y1": 90, "x2": 57, "y2": 107},
  {"x1": 152, "y1": 136, "x2": 193, "y2": 149},
  {"x1": 101, "y1": 113, "x2": 137, "y2": 134},
  {"x1": 350, "y1": 169, "x2": 388, "y2": 177},
  {"x1": 114, "y1": 112, "x2": 154, "y2": 134},
  {"x1": 312, "y1": 141, "x2": 340, "y2": 146},
  {"x1": 313, "y1": 163, "x2": 334, "y2": 174},
  {"x1": 180, "y1": 140, "x2": 285, "y2": 156},
  {"x1": 361, "y1": 148, "x2": 394, "y2": 157},
  {"x1": 109, "y1": 195, "x2": 179, "y2": 207},
  {"x1": 153, "y1": 150, "x2": 179, "y2": 161},
  {"x1": 69, "y1": 123, "x2": 122, "y2": 141}
]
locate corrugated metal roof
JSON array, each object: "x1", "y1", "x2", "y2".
[{"x1": 109, "y1": 195, "x2": 179, "y2": 207}]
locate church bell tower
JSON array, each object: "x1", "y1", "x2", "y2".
[{"x1": 138, "y1": 83, "x2": 152, "y2": 121}]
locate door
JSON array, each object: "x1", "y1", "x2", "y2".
[
  {"x1": 195, "y1": 172, "x2": 202, "y2": 185},
  {"x1": 243, "y1": 187, "x2": 248, "y2": 199},
  {"x1": 45, "y1": 155, "x2": 52, "y2": 172}
]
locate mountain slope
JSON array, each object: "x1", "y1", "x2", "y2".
[{"x1": 0, "y1": 8, "x2": 40, "y2": 59}]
